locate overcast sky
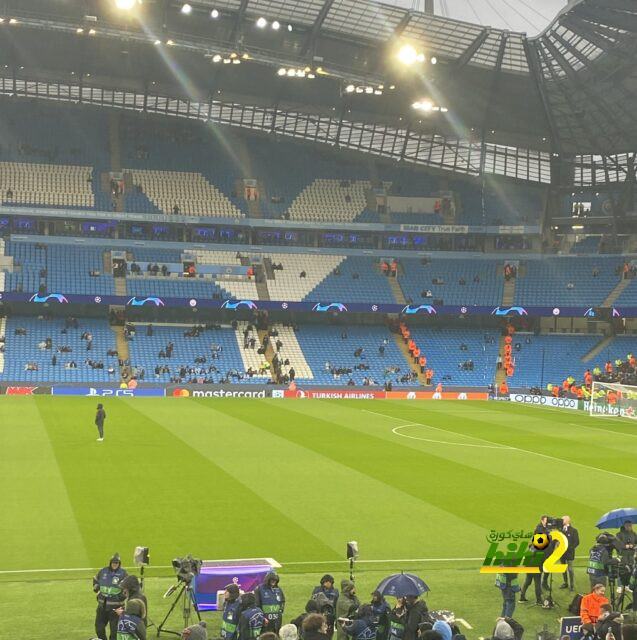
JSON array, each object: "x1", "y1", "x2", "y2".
[{"x1": 385, "y1": 0, "x2": 569, "y2": 35}]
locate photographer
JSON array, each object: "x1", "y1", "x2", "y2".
[
  {"x1": 221, "y1": 584, "x2": 242, "y2": 640},
  {"x1": 336, "y1": 581, "x2": 360, "y2": 640},
  {"x1": 616, "y1": 522, "x2": 637, "y2": 564},
  {"x1": 312, "y1": 575, "x2": 339, "y2": 639},
  {"x1": 588, "y1": 533, "x2": 618, "y2": 589},
  {"x1": 93, "y1": 553, "x2": 128, "y2": 640},
  {"x1": 255, "y1": 572, "x2": 285, "y2": 633},
  {"x1": 340, "y1": 604, "x2": 376, "y2": 640},
  {"x1": 560, "y1": 516, "x2": 579, "y2": 592},
  {"x1": 371, "y1": 591, "x2": 391, "y2": 640},
  {"x1": 520, "y1": 516, "x2": 549, "y2": 605},
  {"x1": 238, "y1": 592, "x2": 265, "y2": 640}
]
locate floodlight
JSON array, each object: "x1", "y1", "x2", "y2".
[
  {"x1": 397, "y1": 45, "x2": 417, "y2": 65},
  {"x1": 307, "y1": 73, "x2": 315, "y2": 79},
  {"x1": 8, "y1": 17, "x2": 17, "y2": 23},
  {"x1": 76, "y1": 27, "x2": 84, "y2": 33},
  {"x1": 181, "y1": 3, "x2": 192, "y2": 14},
  {"x1": 232, "y1": 59, "x2": 240, "y2": 64},
  {"x1": 272, "y1": 20, "x2": 280, "y2": 30},
  {"x1": 355, "y1": 87, "x2": 363, "y2": 93},
  {"x1": 430, "y1": 56, "x2": 437, "y2": 64},
  {"x1": 115, "y1": 0, "x2": 136, "y2": 9},
  {"x1": 345, "y1": 85, "x2": 355, "y2": 93},
  {"x1": 287, "y1": 24, "x2": 293, "y2": 31},
  {"x1": 277, "y1": 68, "x2": 287, "y2": 76},
  {"x1": 296, "y1": 69, "x2": 305, "y2": 77},
  {"x1": 89, "y1": 28, "x2": 96, "y2": 34},
  {"x1": 287, "y1": 68, "x2": 295, "y2": 76},
  {"x1": 422, "y1": 101, "x2": 433, "y2": 111},
  {"x1": 223, "y1": 58, "x2": 231, "y2": 64},
  {"x1": 210, "y1": 9, "x2": 219, "y2": 18},
  {"x1": 256, "y1": 17, "x2": 267, "y2": 28},
  {"x1": 416, "y1": 53, "x2": 425, "y2": 62},
  {"x1": 440, "y1": 107, "x2": 448, "y2": 113},
  {"x1": 153, "y1": 39, "x2": 161, "y2": 45},
  {"x1": 212, "y1": 54, "x2": 222, "y2": 62},
  {"x1": 166, "y1": 39, "x2": 174, "y2": 45},
  {"x1": 365, "y1": 86, "x2": 373, "y2": 94}
]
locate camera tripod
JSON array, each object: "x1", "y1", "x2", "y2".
[{"x1": 156, "y1": 580, "x2": 201, "y2": 637}]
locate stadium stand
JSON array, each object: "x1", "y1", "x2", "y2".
[
  {"x1": 287, "y1": 179, "x2": 371, "y2": 223},
  {"x1": 513, "y1": 257, "x2": 620, "y2": 306},
  {"x1": 120, "y1": 114, "x2": 247, "y2": 216},
  {"x1": 0, "y1": 316, "x2": 5, "y2": 374},
  {"x1": 295, "y1": 325, "x2": 418, "y2": 386},
  {"x1": 0, "y1": 316, "x2": 119, "y2": 382},
  {"x1": 4, "y1": 241, "x2": 115, "y2": 296},
  {"x1": 270, "y1": 324, "x2": 314, "y2": 381},
  {"x1": 126, "y1": 169, "x2": 245, "y2": 218},
  {"x1": 571, "y1": 236, "x2": 601, "y2": 254},
  {"x1": 406, "y1": 327, "x2": 500, "y2": 386},
  {"x1": 506, "y1": 334, "x2": 602, "y2": 388},
  {"x1": 127, "y1": 323, "x2": 262, "y2": 384},
  {"x1": 398, "y1": 258, "x2": 504, "y2": 305},
  {"x1": 0, "y1": 98, "x2": 111, "y2": 211}
]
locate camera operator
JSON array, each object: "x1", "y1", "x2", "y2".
[
  {"x1": 238, "y1": 592, "x2": 265, "y2": 640},
  {"x1": 221, "y1": 584, "x2": 242, "y2": 640},
  {"x1": 312, "y1": 575, "x2": 339, "y2": 639},
  {"x1": 93, "y1": 553, "x2": 128, "y2": 640},
  {"x1": 616, "y1": 522, "x2": 637, "y2": 564},
  {"x1": 520, "y1": 516, "x2": 549, "y2": 605},
  {"x1": 588, "y1": 533, "x2": 619, "y2": 589},
  {"x1": 371, "y1": 591, "x2": 391, "y2": 640},
  {"x1": 560, "y1": 516, "x2": 580, "y2": 592},
  {"x1": 255, "y1": 572, "x2": 285, "y2": 634},
  {"x1": 119, "y1": 575, "x2": 148, "y2": 625},
  {"x1": 596, "y1": 603, "x2": 624, "y2": 640},
  {"x1": 336, "y1": 581, "x2": 360, "y2": 640},
  {"x1": 340, "y1": 604, "x2": 376, "y2": 640}
]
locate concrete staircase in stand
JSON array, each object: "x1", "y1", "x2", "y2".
[
  {"x1": 601, "y1": 278, "x2": 632, "y2": 307},
  {"x1": 582, "y1": 335, "x2": 614, "y2": 363},
  {"x1": 392, "y1": 330, "x2": 428, "y2": 385},
  {"x1": 112, "y1": 324, "x2": 130, "y2": 382}
]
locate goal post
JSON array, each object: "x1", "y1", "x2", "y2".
[{"x1": 590, "y1": 381, "x2": 637, "y2": 418}]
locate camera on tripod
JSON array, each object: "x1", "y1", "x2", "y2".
[{"x1": 171, "y1": 555, "x2": 202, "y2": 585}]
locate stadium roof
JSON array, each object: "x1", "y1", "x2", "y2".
[{"x1": 0, "y1": 0, "x2": 635, "y2": 185}]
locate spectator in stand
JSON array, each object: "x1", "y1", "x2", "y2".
[{"x1": 499, "y1": 380, "x2": 509, "y2": 396}]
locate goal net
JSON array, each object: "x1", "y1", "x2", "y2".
[{"x1": 590, "y1": 381, "x2": 637, "y2": 418}]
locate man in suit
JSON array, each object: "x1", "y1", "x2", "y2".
[{"x1": 560, "y1": 515, "x2": 580, "y2": 591}]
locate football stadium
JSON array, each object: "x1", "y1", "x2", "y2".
[{"x1": 1, "y1": 1, "x2": 637, "y2": 639}]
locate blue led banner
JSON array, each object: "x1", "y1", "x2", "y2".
[{"x1": 1, "y1": 291, "x2": 634, "y2": 317}]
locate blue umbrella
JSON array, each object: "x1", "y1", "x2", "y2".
[
  {"x1": 596, "y1": 508, "x2": 637, "y2": 529},
  {"x1": 375, "y1": 572, "x2": 430, "y2": 598}
]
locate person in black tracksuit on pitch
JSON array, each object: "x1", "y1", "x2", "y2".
[
  {"x1": 95, "y1": 403, "x2": 106, "y2": 441},
  {"x1": 520, "y1": 516, "x2": 549, "y2": 605}
]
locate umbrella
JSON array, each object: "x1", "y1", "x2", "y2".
[
  {"x1": 596, "y1": 508, "x2": 637, "y2": 529},
  {"x1": 375, "y1": 572, "x2": 430, "y2": 598}
]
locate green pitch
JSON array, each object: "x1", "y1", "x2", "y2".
[{"x1": 0, "y1": 397, "x2": 635, "y2": 639}]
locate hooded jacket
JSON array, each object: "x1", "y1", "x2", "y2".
[
  {"x1": 580, "y1": 592, "x2": 610, "y2": 624},
  {"x1": 255, "y1": 572, "x2": 285, "y2": 629},
  {"x1": 120, "y1": 575, "x2": 148, "y2": 624},
  {"x1": 403, "y1": 599, "x2": 428, "y2": 640},
  {"x1": 595, "y1": 611, "x2": 623, "y2": 639},
  {"x1": 336, "y1": 581, "x2": 360, "y2": 640}
]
